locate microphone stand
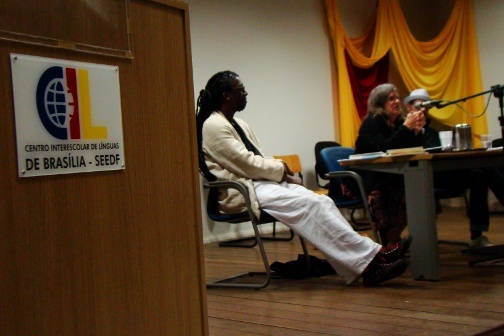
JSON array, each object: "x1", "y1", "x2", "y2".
[
  {"x1": 493, "y1": 85, "x2": 504, "y2": 152},
  {"x1": 434, "y1": 85, "x2": 502, "y2": 110},
  {"x1": 434, "y1": 84, "x2": 504, "y2": 158}
]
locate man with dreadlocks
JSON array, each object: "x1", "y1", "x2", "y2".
[{"x1": 196, "y1": 70, "x2": 411, "y2": 286}]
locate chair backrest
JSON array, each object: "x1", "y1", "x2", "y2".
[
  {"x1": 273, "y1": 154, "x2": 302, "y2": 175},
  {"x1": 320, "y1": 146, "x2": 355, "y2": 173},
  {"x1": 314, "y1": 141, "x2": 340, "y2": 179}
]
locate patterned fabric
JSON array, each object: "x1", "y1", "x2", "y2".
[
  {"x1": 368, "y1": 186, "x2": 407, "y2": 246},
  {"x1": 368, "y1": 190, "x2": 385, "y2": 233},
  {"x1": 341, "y1": 182, "x2": 358, "y2": 200}
]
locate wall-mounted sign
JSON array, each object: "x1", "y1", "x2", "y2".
[{"x1": 10, "y1": 54, "x2": 125, "y2": 177}]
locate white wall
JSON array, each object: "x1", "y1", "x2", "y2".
[
  {"x1": 186, "y1": 0, "x2": 336, "y2": 243},
  {"x1": 187, "y1": 0, "x2": 335, "y2": 185}
]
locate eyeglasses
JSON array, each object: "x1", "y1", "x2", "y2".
[{"x1": 387, "y1": 94, "x2": 400, "y2": 102}]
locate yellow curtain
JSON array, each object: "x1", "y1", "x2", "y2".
[{"x1": 324, "y1": 0, "x2": 487, "y2": 147}]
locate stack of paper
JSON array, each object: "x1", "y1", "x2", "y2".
[
  {"x1": 386, "y1": 147, "x2": 426, "y2": 156},
  {"x1": 348, "y1": 151, "x2": 386, "y2": 160},
  {"x1": 344, "y1": 147, "x2": 428, "y2": 161}
]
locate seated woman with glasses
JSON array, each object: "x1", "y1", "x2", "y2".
[
  {"x1": 355, "y1": 84, "x2": 496, "y2": 248},
  {"x1": 354, "y1": 83, "x2": 425, "y2": 246}
]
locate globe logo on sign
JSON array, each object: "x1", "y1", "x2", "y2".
[
  {"x1": 36, "y1": 65, "x2": 107, "y2": 140},
  {"x1": 45, "y1": 78, "x2": 75, "y2": 129},
  {"x1": 36, "y1": 66, "x2": 77, "y2": 140}
]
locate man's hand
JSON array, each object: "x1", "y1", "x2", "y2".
[
  {"x1": 281, "y1": 162, "x2": 303, "y2": 185},
  {"x1": 284, "y1": 174, "x2": 303, "y2": 185},
  {"x1": 404, "y1": 110, "x2": 426, "y2": 134},
  {"x1": 282, "y1": 162, "x2": 294, "y2": 175}
]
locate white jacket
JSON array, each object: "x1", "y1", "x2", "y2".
[{"x1": 202, "y1": 111, "x2": 285, "y2": 218}]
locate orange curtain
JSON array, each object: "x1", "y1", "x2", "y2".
[{"x1": 324, "y1": 0, "x2": 487, "y2": 147}]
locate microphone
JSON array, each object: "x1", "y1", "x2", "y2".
[{"x1": 414, "y1": 100, "x2": 443, "y2": 109}]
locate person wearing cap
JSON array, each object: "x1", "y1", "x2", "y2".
[
  {"x1": 404, "y1": 88, "x2": 504, "y2": 248},
  {"x1": 402, "y1": 89, "x2": 441, "y2": 148},
  {"x1": 355, "y1": 84, "x2": 499, "y2": 247},
  {"x1": 354, "y1": 83, "x2": 426, "y2": 246}
]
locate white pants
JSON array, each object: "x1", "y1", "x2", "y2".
[{"x1": 254, "y1": 180, "x2": 381, "y2": 284}]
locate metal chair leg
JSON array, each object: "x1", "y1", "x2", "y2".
[{"x1": 207, "y1": 220, "x2": 272, "y2": 289}]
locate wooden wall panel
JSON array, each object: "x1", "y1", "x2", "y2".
[
  {"x1": 0, "y1": 1, "x2": 208, "y2": 335},
  {"x1": 0, "y1": 0, "x2": 129, "y2": 52}
]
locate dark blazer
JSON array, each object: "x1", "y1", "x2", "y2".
[
  {"x1": 422, "y1": 119, "x2": 441, "y2": 149},
  {"x1": 355, "y1": 113, "x2": 423, "y2": 154},
  {"x1": 353, "y1": 113, "x2": 424, "y2": 191}
]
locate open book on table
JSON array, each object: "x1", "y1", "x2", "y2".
[
  {"x1": 386, "y1": 146, "x2": 426, "y2": 156},
  {"x1": 348, "y1": 151, "x2": 387, "y2": 160},
  {"x1": 346, "y1": 147, "x2": 427, "y2": 160}
]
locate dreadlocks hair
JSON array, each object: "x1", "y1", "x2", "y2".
[{"x1": 196, "y1": 70, "x2": 239, "y2": 181}]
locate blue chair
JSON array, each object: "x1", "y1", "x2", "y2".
[
  {"x1": 319, "y1": 146, "x2": 381, "y2": 243},
  {"x1": 204, "y1": 180, "x2": 310, "y2": 289}
]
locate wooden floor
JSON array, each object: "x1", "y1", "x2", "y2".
[{"x1": 204, "y1": 207, "x2": 504, "y2": 336}]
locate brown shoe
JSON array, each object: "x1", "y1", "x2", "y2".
[
  {"x1": 375, "y1": 235, "x2": 413, "y2": 264},
  {"x1": 362, "y1": 258, "x2": 407, "y2": 286}
]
